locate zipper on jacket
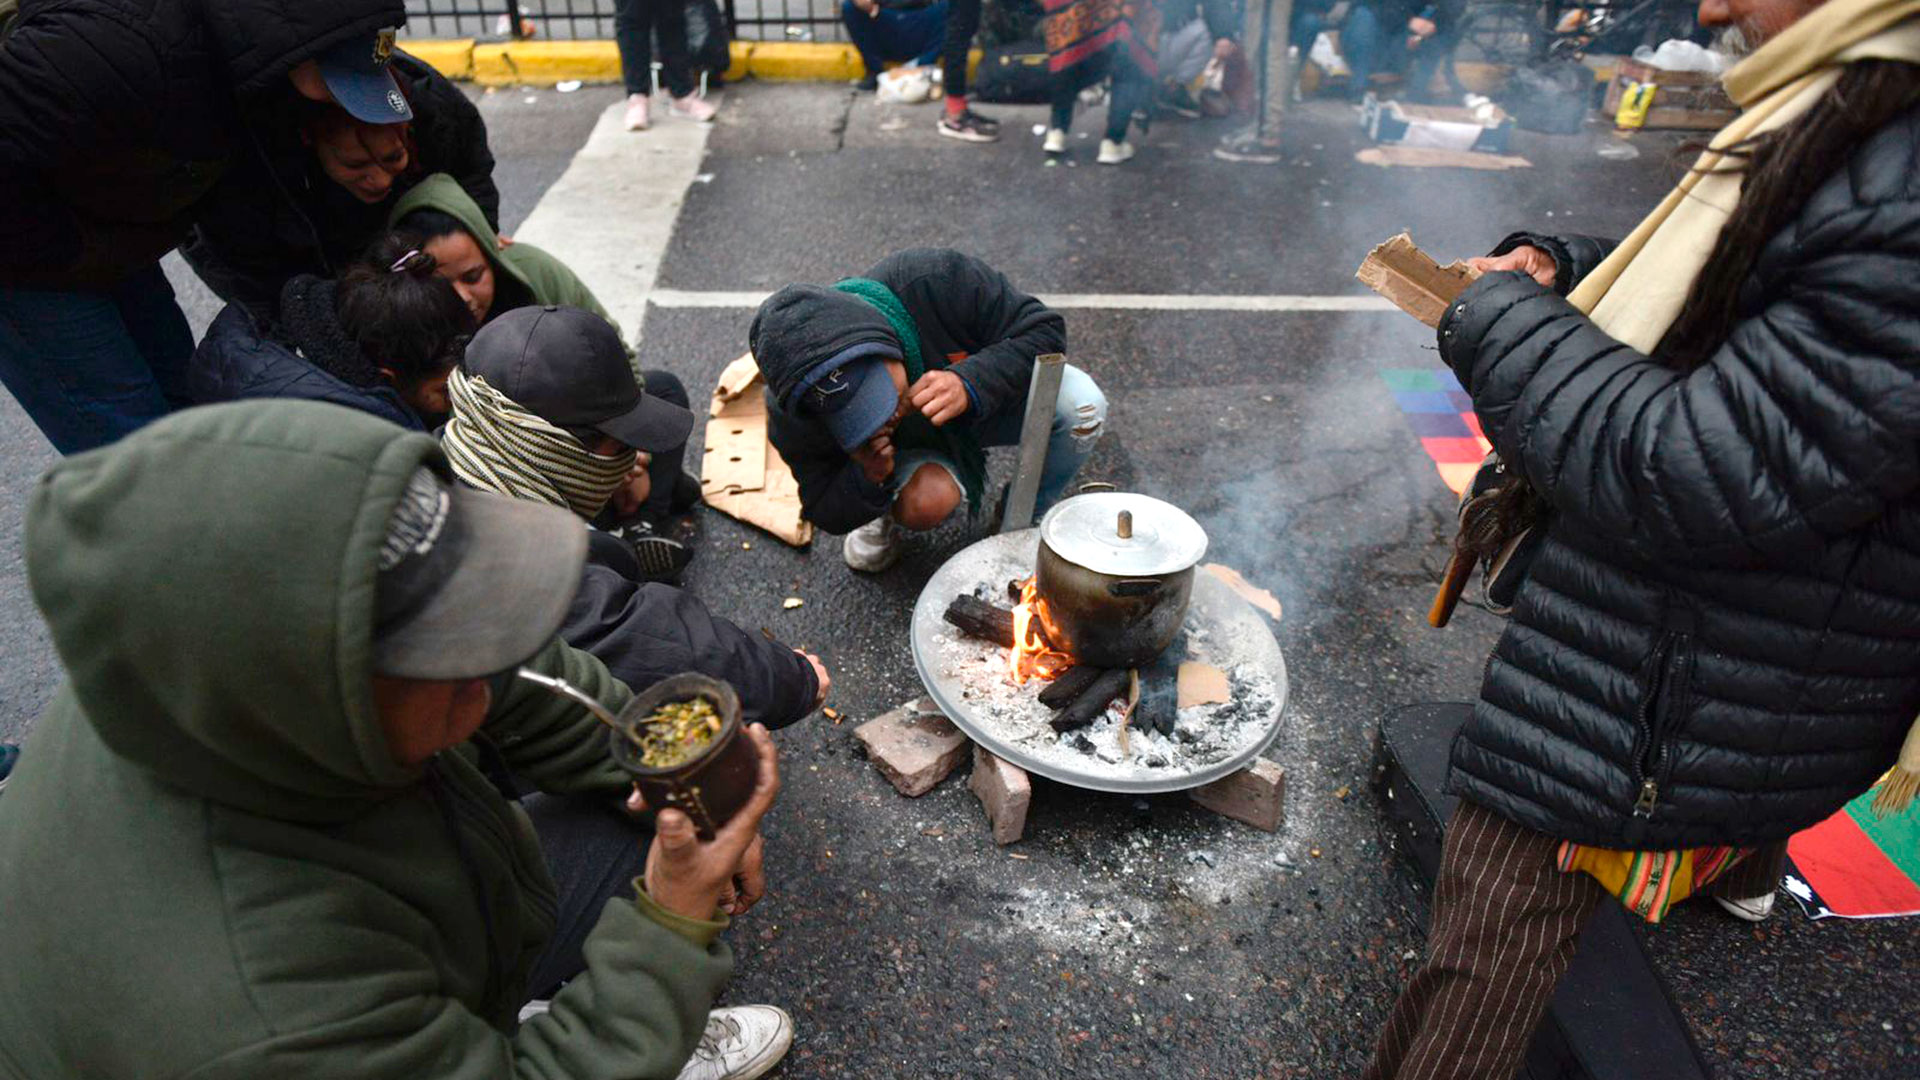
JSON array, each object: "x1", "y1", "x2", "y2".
[
  {"x1": 1630, "y1": 633, "x2": 1675, "y2": 818},
  {"x1": 1630, "y1": 631, "x2": 1694, "y2": 819}
]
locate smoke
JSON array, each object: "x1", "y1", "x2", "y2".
[{"x1": 1713, "y1": 24, "x2": 1754, "y2": 64}]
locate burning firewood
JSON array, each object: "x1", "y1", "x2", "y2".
[
  {"x1": 1036, "y1": 665, "x2": 1105, "y2": 709},
  {"x1": 1048, "y1": 668, "x2": 1131, "y2": 733},
  {"x1": 944, "y1": 595, "x2": 1016, "y2": 649}
]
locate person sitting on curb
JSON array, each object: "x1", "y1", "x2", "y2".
[
  {"x1": 0, "y1": 399, "x2": 794, "y2": 1080},
  {"x1": 443, "y1": 306, "x2": 831, "y2": 730},
  {"x1": 751, "y1": 248, "x2": 1106, "y2": 573},
  {"x1": 843, "y1": 0, "x2": 951, "y2": 92},
  {"x1": 188, "y1": 248, "x2": 477, "y2": 429},
  {"x1": 387, "y1": 173, "x2": 631, "y2": 342}
]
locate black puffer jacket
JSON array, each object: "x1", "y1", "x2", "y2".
[
  {"x1": 1440, "y1": 103, "x2": 1920, "y2": 850},
  {"x1": 179, "y1": 52, "x2": 499, "y2": 319},
  {"x1": 565, "y1": 533, "x2": 821, "y2": 730},
  {"x1": 752, "y1": 248, "x2": 1066, "y2": 533},
  {"x1": 0, "y1": 0, "x2": 404, "y2": 291}
]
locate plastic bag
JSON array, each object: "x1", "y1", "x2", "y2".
[
  {"x1": 877, "y1": 65, "x2": 937, "y2": 104},
  {"x1": 1632, "y1": 39, "x2": 1731, "y2": 74}
]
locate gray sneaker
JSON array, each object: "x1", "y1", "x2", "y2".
[
  {"x1": 673, "y1": 1005, "x2": 794, "y2": 1080},
  {"x1": 843, "y1": 515, "x2": 906, "y2": 573},
  {"x1": 1714, "y1": 892, "x2": 1776, "y2": 922}
]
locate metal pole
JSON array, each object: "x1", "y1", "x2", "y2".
[{"x1": 1000, "y1": 353, "x2": 1066, "y2": 534}]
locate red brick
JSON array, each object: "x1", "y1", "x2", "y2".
[
  {"x1": 969, "y1": 745, "x2": 1031, "y2": 845},
  {"x1": 852, "y1": 698, "x2": 968, "y2": 797},
  {"x1": 1189, "y1": 759, "x2": 1285, "y2": 833}
]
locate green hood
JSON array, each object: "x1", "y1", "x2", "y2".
[
  {"x1": 388, "y1": 173, "x2": 624, "y2": 342},
  {"x1": 390, "y1": 172, "x2": 536, "y2": 297},
  {"x1": 25, "y1": 401, "x2": 441, "y2": 821}
]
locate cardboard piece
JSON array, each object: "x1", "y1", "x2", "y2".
[
  {"x1": 700, "y1": 354, "x2": 815, "y2": 548},
  {"x1": 1362, "y1": 94, "x2": 1516, "y2": 154},
  {"x1": 1202, "y1": 563, "x2": 1282, "y2": 621},
  {"x1": 1177, "y1": 661, "x2": 1231, "y2": 709},
  {"x1": 1602, "y1": 59, "x2": 1738, "y2": 131},
  {"x1": 1355, "y1": 233, "x2": 1483, "y2": 328},
  {"x1": 1356, "y1": 146, "x2": 1533, "y2": 171}
]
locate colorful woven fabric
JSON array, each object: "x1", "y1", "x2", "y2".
[
  {"x1": 1042, "y1": 0, "x2": 1160, "y2": 77},
  {"x1": 1381, "y1": 367, "x2": 1491, "y2": 494},
  {"x1": 1555, "y1": 841, "x2": 1754, "y2": 923}
]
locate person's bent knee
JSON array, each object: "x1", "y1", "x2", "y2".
[
  {"x1": 1052, "y1": 365, "x2": 1108, "y2": 446},
  {"x1": 640, "y1": 369, "x2": 689, "y2": 407},
  {"x1": 892, "y1": 465, "x2": 962, "y2": 530}
]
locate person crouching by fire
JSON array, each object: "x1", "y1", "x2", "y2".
[{"x1": 751, "y1": 248, "x2": 1106, "y2": 573}]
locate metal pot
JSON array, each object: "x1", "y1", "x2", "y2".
[{"x1": 1033, "y1": 492, "x2": 1208, "y2": 668}]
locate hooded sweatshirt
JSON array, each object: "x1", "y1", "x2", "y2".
[
  {"x1": 751, "y1": 248, "x2": 1066, "y2": 533},
  {"x1": 389, "y1": 172, "x2": 625, "y2": 343},
  {"x1": 0, "y1": 401, "x2": 730, "y2": 1079}
]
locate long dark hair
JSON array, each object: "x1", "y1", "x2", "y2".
[
  {"x1": 336, "y1": 233, "x2": 476, "y2": 392},
  {"x1": 1455, "y1": 60, "x2": 1920, "y2": 569}
]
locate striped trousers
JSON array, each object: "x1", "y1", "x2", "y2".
[{"x1": 1363, "y1": 799, "x2": 1786, "y2": 1080}]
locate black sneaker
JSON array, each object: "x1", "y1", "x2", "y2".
[
  {"x1": 0, "y1": 744, "x2": 18, "y2": 796},
  {"x1": 855, "y1": 72, "x2": 880, "y2": 92},
  {"x1": 938, "y1": 108, "x2": 1001, "y2": 142},
  {"x1": 1213, "y1": 132, "x2": 1283, "y2": 164},
  {"x1": 609, "y1": 522, "x2": 695, "y2": 583},
  {"x1": 670, "y1": 470, "x2": 704, "y2": 514}
]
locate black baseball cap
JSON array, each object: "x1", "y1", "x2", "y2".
[
  {"x1": 794, "y1": 344, "x2": 902, "y2": 452},
  {"x1": 316, "y1": 28, "x2": 414, "y2": 125},
  {"x1": 462, "y1": 305, "x2": 695, "y2": 453},
  {"x1": 372, "y1": 466, "x2": 585, "y2": 680}
]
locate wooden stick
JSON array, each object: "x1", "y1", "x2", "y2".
[
  {"x1": 1429, "y1": 549, "x2": 1475, "y2": 628},
  {"x1": 1037, "y1": 665, "x2": 1106, "y2": 709},
  {"x1": 1049, "y1": 668, "x2": 1131, "y2": 733},
  {"x1": 1117, "y1": 668, "x2": 1140, "y2": 757},
  {"x1": 944, "y1": 595, "x2": 1016, "y2": 648}
]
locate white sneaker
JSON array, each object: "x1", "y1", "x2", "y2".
[
  {"x1": 672, "y1": 93, "x2": 717, "y2": 123},
  {"x1": 1715, "y1": 892, "x2": 1776, "y2": 922},
  {"x1": 673, "y1": 1005, "x2": 793, "y2": 1080},
  {"x1": 1096, "y1": 138, "x2": 1134, "y2": 165},
  {"x1": 624, "y1": 93, "x2": 651, "y2": 131},
  {"x1": 1043, "y1": 128, "x2": 1068, "y2": 154},
  {"x1": 843, "y1": 515, "x2": 906, "y2": 573}
]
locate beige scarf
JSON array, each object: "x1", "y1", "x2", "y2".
[
  {"x1": 1565, "y1": 0, "x2": 1920, "y2": 814},
  {"x1": 440, "y1": 368, "x2": 636, "y2": 520}
]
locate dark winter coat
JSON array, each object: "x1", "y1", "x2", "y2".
[
  {"x1": 187, "y1": 275, "x2": 425, "y2": 430},
  {"x1": 179, "y1": 52, "x2": 499, "y2": 319},
  {"x1": 1441, "y1": 104, "x2": 1920, "y2": 851},
  {"x1": 752, "y1": 248, "x2": 1066, "y2": 534},
  {"x1": 0, "y1": 0, "x2": 405, "y2": 291},
  {"x1": 565, "y1": 532, "x2": 821, "y2": 731}
]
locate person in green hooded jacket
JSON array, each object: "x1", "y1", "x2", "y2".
[{"x1": 0, "y1": 400, "x2": 795, "y2": 1080}]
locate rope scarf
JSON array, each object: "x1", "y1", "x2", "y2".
[
  {"x1": 832, "y1": 277, "x2": 987, "y2": 515},
  {"x1": 440, "y1": 367, "x2": 635, "y2": 519}
]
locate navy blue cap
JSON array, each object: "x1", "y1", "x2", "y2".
[
  {"x1": 795, "y1": 344, "x2": 901, "y2": 452},
  {"x1": 317, "y1": 29, "x2": 414, "y2": 124}
]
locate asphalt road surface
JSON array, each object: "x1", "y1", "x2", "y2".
[{"x1": 2, "y1": 80, "x2": 1914, "y2": 1078}]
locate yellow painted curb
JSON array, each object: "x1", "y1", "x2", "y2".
[
  {"x1": 403, "y1": 40, "x2": 474, "y2": 81},
  {"x1": 404, "y1": 38, "x2": 974, "y2": 87}
]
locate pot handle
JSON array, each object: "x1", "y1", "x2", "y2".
[{"x1": 1108, "y1": 578, "x2": 1163, "y2": 598}]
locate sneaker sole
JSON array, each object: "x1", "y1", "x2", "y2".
[
  {"x1": 937, "y1": 123, "x2": 998, "y2": 143},
  {"x1": 631, "y1": 538, "x2": 691, "y2": 577}
]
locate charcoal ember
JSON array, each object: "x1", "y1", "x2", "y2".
[
  {"x1": 1136, "y1": 655, "x2": 1181, "y2": 736},
  {"x1": 1007, "y1": 579, "x2": 1026, "y2": 602},
  {"x1": 1145, "y1": 755, "x2": 1169, "y2": 768},
  {"x1": 1068, "y1": 733, "x2": 1095, "y2": 754},
  {"x1": 1037, "y1": 666, "x2": 1106, "y2": 709},
  {"x1": 943, "y1": 595, "x2": 1015, "y2": 648},
  {"x1": 1049, "y1": 668, "x2": 1131, "y2": 733}
]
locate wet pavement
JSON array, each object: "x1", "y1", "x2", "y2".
[{"x1": 2, "y1": 79, "x2": 1915, "y2": 1077}]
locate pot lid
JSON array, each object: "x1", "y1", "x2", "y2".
[{"x1": 1039, "y1": 492, "x2": 1208, "y2": 577}]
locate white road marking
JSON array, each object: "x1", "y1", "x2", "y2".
[
  {"x1": 511, "y1": 98, "x2": 718, "y2": 349},
  {"x1": 648, "y1": 289, "x2": 1399, "y2": 312}
]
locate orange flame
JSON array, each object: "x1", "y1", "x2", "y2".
[{"x1": 1008, "y1": 577, "x2": 1072, "y2": 685}]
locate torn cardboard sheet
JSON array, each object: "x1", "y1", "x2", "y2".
[
  {"x1": 1355, "y1": 232, "x2": 1483, "y2": 328},
  {"x1": 1203, "y1": 563, "x2": 1283, "y2": 621},
  {"x1": 701, "y1": 354, "x2": 815, "y2": 548},
  {"x1": 1178, "y1": 662, "x2": 1231, "y2": 709},
  {"x1": 1356, "y1": 146, "x2": 1533, "y2": 170}
]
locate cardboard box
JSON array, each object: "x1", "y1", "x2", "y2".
[
  {"x1": 1602, "y1": 58, "x2": 1737, "y2": 131},
  {"x1": 1354, "y1": 233, "x2": 1482, "y2": 328},
  {"x1": 1361, "y1": 95, "x2": 1515, "y2": 154}
]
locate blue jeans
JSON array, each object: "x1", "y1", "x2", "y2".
[
  {"x1": 842, "y1": 0, "x2": 949, "y2": 76},
  {"x1": 892, "y1": 363, "x2": 1107, "y2": 517},
  {"x1": 0, "y1": 263, "x2": 194, "y2": 455},
  {"x1": 1341, "y1": 4, "x2": 1386, "y2": 100}
]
